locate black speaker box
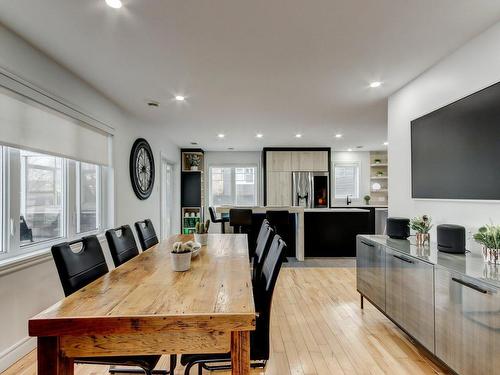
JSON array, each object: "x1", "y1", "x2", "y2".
[
  {"x1": 387, "y1": 217, "x2": 410, "y2": 239},
  {"x1": 437, "y1": 224, "x2": 466, "y2": 254}
]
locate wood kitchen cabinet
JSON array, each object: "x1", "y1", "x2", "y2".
[
  {"x1": 356, "y1": 237, "x2": 385, "y2": 310},
  {"x1": 435, "y1": 268, "x2": 499, "y2": 375},
  {"x1": 266, "y1": 151, "x2": 292, "y2": 171},
  {"x1": 385, "y1": 247, "x2": 435, "y2": 352},
  {"x1": 291, "y1": 151, "x2": 329, "y2": 171},
  {"x1": 266, "y1": 171, "x2": 292, "y2": 205}
]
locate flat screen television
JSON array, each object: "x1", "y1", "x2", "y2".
[{"x1": 411, "y1": 81, "x2": 500, "y2": 200}]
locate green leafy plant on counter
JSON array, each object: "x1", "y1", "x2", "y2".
[
  {"x1": 473, "y1": 225, "x2": 500, "y2": 249},
  {"x1": 409, "y1": 215, "x2": 433, "y2": 233},
  {"x1": 195, "y1": 220, "x2": 210, "y2": 234},
  {"x1": 363, "y1": 195, "x2": 371, "y2": 204}
]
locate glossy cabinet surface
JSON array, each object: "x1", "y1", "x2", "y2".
[
  {"x1": 435, "y1": 268, "x2": 499, "y2": 375},
  {"x1": 385, "y1": 248, "x2": 435, "y2": 352},
  {"x1": 356, "y1": 238, "x2": 385, "y2": 309},
  {"x1": 266, "y1": 171, "x2": 292, "y2": 205}
]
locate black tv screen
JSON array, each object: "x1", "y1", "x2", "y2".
[{"x1": 411, "y1": 82, "x2": 500, "y2": 200}]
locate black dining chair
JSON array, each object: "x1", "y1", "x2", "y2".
[
  {"x1": 209, "y1": 207, "x2": 229, "y2": 234},
  {"x1": 105, "y1": 225, "x2": 140, "y2": 267},
  {"x1": 252, "y1": 219, "x2": 274, "y2": 285},
  {"x1": 180, "y1": 235, "x2": 287, "y2": 375},
  {"x1": 266, "y1": 210, "x2": 290, "y2": 261},
  {"x1": 135, "y1": 219, "x2": 159, "y2": 251},
  {"x1": 51, "y1": 235, "x2": 174, "y2": 375},
  {"x1": 229, "y1": 208, "x2": 253, "y2": 257}
]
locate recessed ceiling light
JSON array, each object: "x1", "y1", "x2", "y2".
[
  {"x1": 347, "y1": 148, "x2": 353, "y2": 152},
  {"x1": 384, "y1": 141, "x2": 389, "y2": 146},
  {"x1": 217, "y1": 133, "x2": 225, "y2": 138},
  {"x1": 295, "y1": 133, "x2": 302, "y2": 138},
  {"x1": 370, "y1": 81, "x2": 382, "y2": 88},
  {"x1": 256, "y1": 133, "x2": 263, "y2": 138},
  {"x1": 175, "y1": 95, "x2": 185, "y2": 101},
  {"x1": 227, "y1": 147, "x2": 234, "y2": 150},
  {"x1": 335, "y1": 134, "x2": 343, "y2": 138},
  {"x1": 190, "y1": 142, "x2": 198, "y2": 145},
  {"x1": 147, "y1": 100, "x2": 159, "y2": 108},
  {"x1": 105, "y1": 0, "x2": 122, "y2": 9}
]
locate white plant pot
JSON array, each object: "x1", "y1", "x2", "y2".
[
  {"x1": 171, "y1": 251, "x2": 192, "y2": 272},
  {"x1": 190, "y1": 166, "x2": 199, "y2": 171},
  {"x1": 194, "y1": 233, "x2": 208, "y2": 246}
]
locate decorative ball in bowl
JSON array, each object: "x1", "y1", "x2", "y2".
[{"x1": 171, "y1": 242, "x2": 192, "y2": 272}]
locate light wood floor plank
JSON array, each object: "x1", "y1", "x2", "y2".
[{"x1": 2, "y1": 268, "x2": 450, "y2": 375}]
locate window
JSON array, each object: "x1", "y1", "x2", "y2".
[
  {"x1": 77, "y1": 162, "x2": 100, "y2": 233},
  {"x1": 209, "y1": 166, "x2": 258, "y2": 206},
  {"x1": 20, "y1": 150, "x2": 65, "y2": 245},
  {"x1": 0, "y1": 146, "x2": 106, "y2": 261},
  {"x1": 334, "y1": 162, "x2": 359, "y2": 199}
]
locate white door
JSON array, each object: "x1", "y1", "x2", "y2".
[{"x1": 161, "y1": 159, "x2": 174, "y2": 240}]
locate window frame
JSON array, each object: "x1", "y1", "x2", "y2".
[
  {"x1": 208, "y1": 164, "x2": 259, "y2": 207},
  {"x1": 75, "y1": 161, "x2": 101, "y2": 234},
  {"x1": 0, "y1": 147, "x2": 106, "y2": 262},
  {"x1": 333, "y1": 161, "x2": 360, "y2": 200}
]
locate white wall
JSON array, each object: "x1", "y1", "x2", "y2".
[
  {"x1": 388, "y1": 21, "x2": 500, "y2": 239},
  {"x1": 331, "y1": 151, "x2": 371, "y2": 205},
  {"x1": 0, "y1": 24, "x2": 180, "y2": 370}
]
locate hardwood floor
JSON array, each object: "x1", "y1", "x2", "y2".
[{"x1": 2, "y1": 267, "x2": 449, "y2": 375}]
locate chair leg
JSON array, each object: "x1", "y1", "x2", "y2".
[
  {"x1": 170, "y1": 354, "x2": 177, "y2": 374},
  {"x1": 221, "y1": 222, "x2": 225, "y2": 234},
  {"x1": 198, "y1": 363, "x2": 203, "y2": 375}
]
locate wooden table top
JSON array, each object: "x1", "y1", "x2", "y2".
[{"x1": 29, "y1": 234, "x2": 255, "y2": 337}]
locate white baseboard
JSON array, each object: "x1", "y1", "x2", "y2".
[{"x1": 0, "y1": 336, "x2": 36, "y2": 372}]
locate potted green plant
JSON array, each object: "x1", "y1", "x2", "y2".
[
  {"x1": 376, "y1": 171, "x2": 384, "y2": 177},
  {"x1": 409, "y1": 215, "x2": 432, "y2": 246},
  {"x1": 473, "y1": 225, "x2": 500, "y2": 264},
  {"x1": 186, "y1": 153, "x2": 201, "y2": 171},
  {"x1": 194, "y1": 220, "x2": 210, "y2": 246},
  {"x1": 373, "y1": 158, "x2": 382, "y2": 164},
  {"x1": 171, "y1": 242, "x2": 192, "y2": 271},
  {"x1": 363, "y1": 195, "x2": 371, "y2": 205}
]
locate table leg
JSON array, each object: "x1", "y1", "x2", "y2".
[
  {"x1": 38, "y1": 337, "x2": 74, "y2": 375},
  {"x1": 230, "y1": 331, "x2": 250, "y2": 375}
]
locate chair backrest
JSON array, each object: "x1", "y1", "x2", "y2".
[
  {"x1": 229, "y1": 208, "x2": 252, "y2": 228},
  {"x1": 51, "y1": 235, "x2": 109, "y2": 297},
  {"x1": 252, "y1": 219, "x2": 274, "y2": 283},
  {"x1": 251, "y1": 234, "x2": 286, "y2": 360},
  {"x1": 209, "y1": 206, "x2": 218, "y2": 222},
  {"x1": 134, "y1": 219, "x2": 159, "y2": 250},
  {"x1": 105, "y1": 225, "x2": 140, "y2": 267}
]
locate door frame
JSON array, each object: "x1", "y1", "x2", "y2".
[{"x1": 159, "y1": 152, "x2": 177, "y2": 240}]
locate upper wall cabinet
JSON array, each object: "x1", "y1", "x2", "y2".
[
  {"x1": 291, "y1": 151, "x2": 329, "y2": 171},
  {"x1": 267, "y1": 151, "x2": 292, "y2": 171},
  {"x1": 267, "y1": 150, "x2": 329, "y2": 172}
]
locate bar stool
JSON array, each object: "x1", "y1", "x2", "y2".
[
  {"x1": 209, "y1": 207, "x2": 229, "y2": 234},
  {"x1": 229, "y1": 208, "x2": 253, "y2": 257},
  {"x1": 266, "y1": 210, "x2": 290, "y2": 261}
]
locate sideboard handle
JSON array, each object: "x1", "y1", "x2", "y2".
[
  {"x1": 452, "y1": 277, "x2": 488, "y2": 294},
  {"x1": 361, "y1": 241, "x2": 374, "y2": 247},
  {"x1": 393, "y1": 254, "x2": 414, "y2": 264}
]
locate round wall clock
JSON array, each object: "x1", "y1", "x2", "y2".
[{"x1": 129, "y1": 138, "x2": 155, "y2": 200}]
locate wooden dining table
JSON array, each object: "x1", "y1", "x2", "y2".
[{"x1": 29, "y1": 234, "x2": 256, "y2": 375}]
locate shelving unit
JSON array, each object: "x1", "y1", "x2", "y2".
[
  {"x1": 369, "y1": 151, "x2": 388, "y2": 204},
  {"x1": 180, "y1": 149, "x2": 205, "y2": 234}
]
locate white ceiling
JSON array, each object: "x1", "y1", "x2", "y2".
[{"x1": 1, "y1": 1, "x2": 500, "y2": 151}]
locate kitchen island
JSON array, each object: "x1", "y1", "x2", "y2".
[{"x1": 216, "y1": 206, "x2": 379, "y2": 260}]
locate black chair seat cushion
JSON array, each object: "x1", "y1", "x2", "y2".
[{"x1": 77, "y1": 355, "x2": 160, "y2": 369}]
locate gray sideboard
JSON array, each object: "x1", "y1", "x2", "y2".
[{"x1": 356, "y1": 235, "x2": 499, "y2": 375}]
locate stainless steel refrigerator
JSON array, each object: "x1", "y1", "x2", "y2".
[{"x1": 292, "y1": 171, "x2": 329, "y2": 208}]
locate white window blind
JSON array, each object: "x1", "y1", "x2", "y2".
[
  {"x1": 334, "y1": 163, "x2": 359, "y2": 199},
  {"x1": 0, "y1": 86, "x2": 110, "y2": 166}
]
